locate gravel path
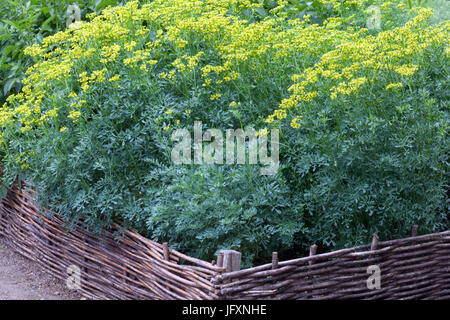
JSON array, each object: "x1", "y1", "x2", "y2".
[{"x1": 0, "y1": 237, "x2": 82, "y2": 300}]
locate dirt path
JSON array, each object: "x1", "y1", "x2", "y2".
[{"x1": 0, "y1": 237, "x2": 81, "y2": 300}]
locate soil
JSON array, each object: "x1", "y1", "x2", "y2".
[{"x1": 0, "y1": 237, "x2": 82, "y2": 300}]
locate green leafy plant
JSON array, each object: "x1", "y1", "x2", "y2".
[{"x1": 0, "y1": 0, "x2": 128, "y2": 103}]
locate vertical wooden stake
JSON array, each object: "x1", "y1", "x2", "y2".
[
  {"x1": 369, "y1": 233, "x2": 379, "y2": 269},
  {"x1": 271, "y1": 252, "x2": 279, "y2": 299},
  {"x1": 411, "y1": 225, "x2": 418, "y2": 245},
  {"x1": 370, "y1": 233, "x2": 379, "y2": 251},
  {"x1": 162, "y1": 242, "x2": 169, "y2": 261},
  {"x1": 366, "y1": 233, "x2": 380, "y2": 299},
  {"x1": 83, "y1": 235, "x2": 89, "y2": 290},
  {"x1": 309, "y1": 244, "x2": 317, "y2": 266},
  {"x1": 217, "y1": 252, "x2": 224, "y2": 268},
  {"x1": 411, "y1": 225, "x2": 418, "y2": 237},
  {"x1": 218, "y1": 250, "x2": 241, "y2": 272},
  {"x1": 272, "y1": 252, "x2": 278, "y2": 270},
  {"x1": 308, "y1": 244, "x2": 318, "y2": 299},
  {"x1": 218, "y1": 249, "x2": 241, "y2": 284},
  {"x1": 226, "y1": 252, "x2": 233, "y2": 273}
]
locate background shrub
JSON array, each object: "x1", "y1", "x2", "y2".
[{"x1": 0, "y1": 0, "x2": 128, "y2": 103}]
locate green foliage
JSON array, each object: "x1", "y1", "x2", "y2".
[
  {"x1": 142, "y1": 165, "x2": 302, "y2": 268},
  {"x1": 419, "y1": 0, "x2": 450, "y2": 24},
  {"x1": 282, "y1": 87, "x2": 449, "y2": 249}
]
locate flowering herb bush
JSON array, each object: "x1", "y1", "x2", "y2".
[{"x1": 0, "y1": 0, "x2": 448, "y2": 266}]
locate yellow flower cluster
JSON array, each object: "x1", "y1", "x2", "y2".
[
  {"x1": 123, "y1": 49, "x2": 157, "y2": 71},
  {"x1": 330, "y1": 77, "x2": 367, "y2": 100},
  {"x1": 266, "y1": 8, "x2": 449, "y2": 127},
  {"x1": 100, "y1": 44, "x2": 121, "y2": 64},
  {"x1": 386, "y1": 82, "x2": 403, "y2": 90},
  {"x1": 78, "y1": 68, "x2": 108, "y2": 92},
  {"x1": 395, "y1": 64, "x2": 419, "y2": 76},
  {"x1": 68, "y1": 110, "x2": 81, "y2": 122},
  {"x1": 290, "y1": 116, "x2": 303, "y2": 129},
  {"x1": 0, "y1": 0, "x2": 448, "y2": 146},
  {"x1": 210, "y1": 93, "x2": 222, "y2": 101}
]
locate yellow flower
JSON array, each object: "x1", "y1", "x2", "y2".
[
  {"x1": 3, "y1": 0, "x2": 446, "y2": 140},
  {"x1": 290, "y1": 116, "x2": 303, "y2": 129},
  {"x1": 101, "y1": 44, "x2": 121, "y2": 63},
  {"x1": 68, "y1": 110, "x2": 81, "y2": 121},
  {"x1": 109, "y1": 75, "x2": 120, "y2": 82},
  {"x1": 47, "y1": 108, "x2": 59, "y2": 118},
  {"x1": 291, "y1": 74, "x2": 302, "y2": 82},
  {"x1": 386, "y1": 83, "x2": 403, "y2": 90},
  {"x1": 256, "y1": 128, "x2": 269, "y2": 137},
  {"x1": 124, "y1": 41, "x2": 137, "y2": 51},
  {"x1": 395, "y1": 64, "x2": 419, "y2": 77},
  {"x1": 82, "y1": 83, "x2": 90, "y2": 92},
  {"x1": 265, "y1": 115, "x2": 275, "y2": 124},
  {"x1": 210, "y1": 93, "x2": 221, "y2": 101},
  {"x1": 274, "y1": 108, "x2": 287, "y2": 120}
]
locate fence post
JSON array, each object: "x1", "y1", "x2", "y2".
[
  {"x1": 370, "y1": 233, "x2": 379, "y2": 251},
  {"x1": 411, "y1": 225, "x2": 418, "y2": 245},
  {"x1": 272, "y1": 252, "x2": 278, "y2": 270},
  {"x1": 218, "y1": 249, "x2": 241, "y2": 272},
  {"x1": 370, "y1": 233, "x2": 379, "y2": 263},
  {"x1": 217, "y1": 250, "x2": 241, "y2": 285},
  {"x1": 411, "y1": 225, "x2": 418, "y2": 237},
  {"x1": 307, "y1": 244, "x2": 318, "y2": 299},
  {"x1": 162, "y1": 242, "x2": 169, "y2": 261},
  {"x1": 217, "y1": 252, "x2": 224, "y2": 268},
  {"x1": 270, "y1": 252, "x2": 279, "y2": 299},
  {"x1": 366, "y1": 233, "x2": 380, "y2": 299},
  {"x1": 309, "y1": 244, "x2": 317, "y2": 266}
]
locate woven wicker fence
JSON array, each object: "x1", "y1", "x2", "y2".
[
  {"x1": 213, "y1": 231, "x2": 450, "y2": 299},
  {"x1": 0, "y1": 183, "x2": 449, "y2": 300},
  {"x1": 0, "y1": 184, "x2": 224, "y2": 299}
]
